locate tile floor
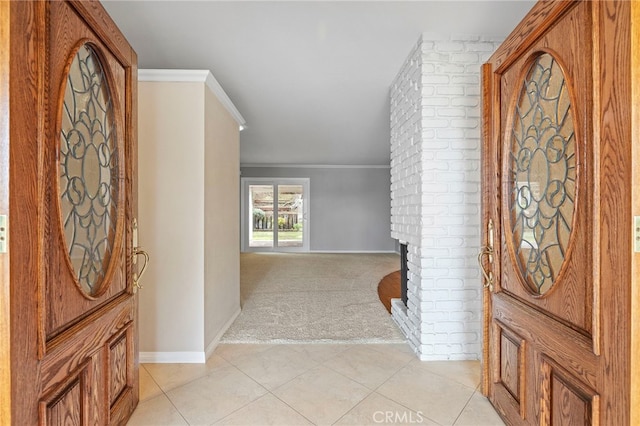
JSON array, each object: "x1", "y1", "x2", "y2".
[{"x1": 127, "y1": 343, "x2": 505, "y2": 426}]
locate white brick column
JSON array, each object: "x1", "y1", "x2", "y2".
[{"x1": 390, "y1": 34, "x2": 501, "y2": 360}]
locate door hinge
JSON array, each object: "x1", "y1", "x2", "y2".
[{"x1": 0, "y1": 215, "x2": 6, "y2": 253}]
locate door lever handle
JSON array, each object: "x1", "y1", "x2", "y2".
[
  {"x1": 478, "y1": 246, "x2": 494, "y2": 291},
  {"x1": 132, "y1": 248, "x2": 149, "y2": 293},
  {"x1": 478, "y1": 218, "x2": 495, "y2": 292}
]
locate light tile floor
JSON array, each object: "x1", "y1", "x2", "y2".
[{"x1": 127, "y1": 343, "x2": 505, "y2": 426}]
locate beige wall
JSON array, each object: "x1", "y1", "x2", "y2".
[
  {"x1": 204, "y1": 88, "x2": 240, "y2": 348},
  {"x1": 138, "y1": 77, "x2": 240, "y2": 361}
]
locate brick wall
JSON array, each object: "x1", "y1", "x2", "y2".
[{"x1": 390, "y1": 34, "x2": 501, "y2": 360}]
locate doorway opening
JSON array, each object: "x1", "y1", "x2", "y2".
[{"x1": 241, "y1": 178, "x2": 310, "y2": 252}]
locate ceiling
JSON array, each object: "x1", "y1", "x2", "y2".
[{"x1": 102, "y1": 1, "x2": 535, "y2": 166}]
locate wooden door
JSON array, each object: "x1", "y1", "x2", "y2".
[
  {"x1": 481, "y1": 1, "x2": 633, "y2": 424},
  {"x1": 2, "y1": 1, "x2": 139, "y2": 424}
]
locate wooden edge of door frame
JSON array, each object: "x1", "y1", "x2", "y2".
[
  {"x1": 630, "y1": 1, "x2": 640, "y2": 423},
  {"x1": 0, "y1": 1, "x2": 10, "y2": 424},
  {"x1": 480, "y1": 61, "x2": 493, "y2": 397}
]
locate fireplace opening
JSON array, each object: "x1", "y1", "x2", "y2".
[{"x1": 400, "y1": 243, "x2": 408, "y2": 307}]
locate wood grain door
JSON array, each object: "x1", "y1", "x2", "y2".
[
  {"x1": 3, "y1": 1, "x2": 139, "y2": 424},
  {"x1": 481, "y1": 1, "x2": 632, "y2": 424}
]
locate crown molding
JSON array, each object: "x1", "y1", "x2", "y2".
[{"x1": 138, "y1": 69, "x2": 247, "y2": 131}]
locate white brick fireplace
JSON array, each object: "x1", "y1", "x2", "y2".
[{"x1": 390, "y1": 34, "x2": 501, "y2": 360}]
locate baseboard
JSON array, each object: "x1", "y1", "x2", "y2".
[
  {"x1": 139, "y1": 351, "x2": 206, "y2": 364},
  {"x1": 205, "y1": 307, "x2": 242, "y2": 359},
  {"x1": 140, "y1": 307, "x2": 242, "y2": 364}
]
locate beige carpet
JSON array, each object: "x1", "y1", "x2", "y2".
[{"x1": 221, "y1": 252, "x2": 406, "y2": 343}]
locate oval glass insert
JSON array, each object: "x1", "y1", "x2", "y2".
[
  {"x1": 59, "y1": 44, "x2": 118, "y2": 296},
  {"x1": 509, "y1": 53, "x2": 576, "y2": 295}
]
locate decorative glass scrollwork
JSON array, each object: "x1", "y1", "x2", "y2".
[
  {"x1": 509, "y1": 53, "x2": 576, "y2": 295},
  {"x1": 59, "y1": 44, "x2": 118, "y2": 296}
]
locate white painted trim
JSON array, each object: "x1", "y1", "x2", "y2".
[
  {"x1": 138, "y1": 69, "x2": 247, "y2": 131},
  {"x1": 204, "y1": 307, "x2": 241, "y2": 360},
  {"x1": 203, "y1": 72, "x2": 247, "y2": 131},
  {"x1": 138, "y1": 309, "x2": 241, "y2": 364},
  {"x1": 138, "y1": 69, "x2": 209, "y2": 83},
  {"x1": 139, "y1": 351, "x2": 206, "y2": 364},
  {"x1": 241, "y1": 164, "x2": 390, "y2": 169}
]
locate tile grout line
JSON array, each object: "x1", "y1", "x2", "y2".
[
  {"x1": 140, "y1": 364, "x2": 191, "y2": 425},
  {"x1": 202, "y1": 362, "x2": 272, "y2": 425},
  {"x1": 233, "y1": 347, "x2": 360, "y2": 425},
  {"x1": 266, "y1": 348, "x2": 377, "y2": 426},
  {"x1": 304, "y1": 363, "x2": 377, "y2": 424},
  {"x1": 214, "y1": 346, "x2": 353, "y2": 423},
  {"x1": 318, "y1": 348, "x2": 411, "y2": 393},
  {"x1": 407, "y1": 360, "x2": 482, "y2": 392},
  {"x1": 450, "y1": 388, "x2": 478, "y2": 426},
  {"x1": 315, "y1": 344, "x2": 439, "y2": 425},
  {"x1": 369, "y1": 363, "x2": 444, "y2": 426},
  {"x1": 145, "y1": 359, "x2": 263, "y2": 425},
  {"x1": 266, "y1": 388, "x2": 319, "y2": 425},
  {"x1": 138, "y1": 364, "x2": 163, "y2": 402},
  {"x1": 144, "y1": 356, "x2": 233, "y2": 395}
]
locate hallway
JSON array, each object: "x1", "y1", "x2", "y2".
[
  {"x1": 127, "y1": 343, "x2": 504, "y2": 425},
  {"x1": 129, "y1": 254, "x2": 503, "y2": 425}
]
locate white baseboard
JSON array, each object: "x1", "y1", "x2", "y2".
[
  {"x1": 205, "y1": 307, "x2": 242, "y2": 359},
  {"x1": 139, "y1": 307, "x2": 242, "y2": 364},
  {"x1": 139, "y1": 351, "x2": 206, "y2": 364}
]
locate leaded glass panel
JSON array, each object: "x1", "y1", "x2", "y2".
[
  {"x1": 59, "y1": 44, "x2": 118, "y2": 296},
  {"x1": 509, "y1": 53, "x2": 576, "y2": 295}
]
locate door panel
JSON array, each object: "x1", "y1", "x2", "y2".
[
  {"x1": 495, "y1": 322, "x2": 525, "y2": 416},
  {"x1": 45, "y1": 0, "x2": 129, "y2": 342},
  {"x1": 6, "y1": 1, "x2": 139, "y2": 424},
  {"x1": 498, "y1": 1, "x2": 593, "y2": 336},
  {"x1": 540, "y1": 356, "x2": 598, "y2": 425},
  {"x1": 482, "y1": 1, "x2": 633, "y2": 424},
  {"x1": 39, "y1": 363, "x2": 89, "y2": 425}
]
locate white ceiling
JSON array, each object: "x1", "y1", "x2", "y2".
[{"x1": 102, "y1": 1, "x2": 535, "y2": 165}]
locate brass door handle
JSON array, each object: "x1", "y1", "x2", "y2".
[
  {"x1": 133, "y1": 248, "x2": 149, "y2": 293},
  {"x1": 479, "y1": 218, "x2": 495, "y2": 292},
  {"x1": 478, "y1": 246, "x2": 494, "y2": 292}
]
